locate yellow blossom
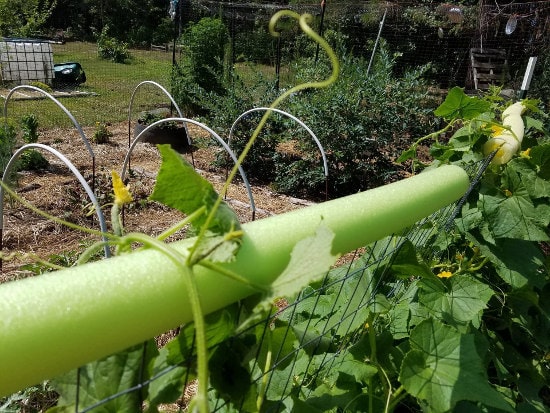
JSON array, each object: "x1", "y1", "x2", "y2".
[
  {"x1": 490, "y1": 124, "x2": 505, "y2": 136},
  {"x1": 437, "y1": 270, "x2": 453, "y2": 279},
  {"x1": 111, "y1": 171, "x2": 133, "y2": 206},
  {"x1": 503, "y1": 189, "x2": 512, "y2": 197},
  {"x1": 520, "y1": 148, "x2": 531, "y2": 159}
]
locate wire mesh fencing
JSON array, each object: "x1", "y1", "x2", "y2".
[{"x1": 52, "y1": 158, "x2": 490, "y2": 413}]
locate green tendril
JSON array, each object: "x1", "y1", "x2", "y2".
[{"x1": 188, "y1": 10, "x2": 339, "y2": 265}]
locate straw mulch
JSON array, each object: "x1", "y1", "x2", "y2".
[{"x1": 0, "y1": 122, "x2": 314, "y2": 280}]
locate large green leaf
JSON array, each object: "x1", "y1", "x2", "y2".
[
  {"x1": 434, "y1": 87, "x2": 491, "y2": 121},
  {"x1": 145, "y1": 349, "x2": 188, "y2": 412},
  {"x1": 150, "y1": 145, "x2": 241, "y2": 252},
  {"x1": 49, "y1": 341, "x2": 158, "y2": 413},
  {"x1": 269, "y1": 224, "x2": 339, "y2": 301},
  {"x1": 400, "y1": 318, "x2": 514, "y2": 412},
  {"x1": 467, "y1": 232, "x2": 546, "y2": 289},
  {"x1": 508, "y1": 156, "x2": 550, "y2": 199},
  {"x1": 419, "y1": 275, "x2": 494, "y2": 328},
  {"x1": 479, "y1": 189, "x2": 550, "y2": 242}
]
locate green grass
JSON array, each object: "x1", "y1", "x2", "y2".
[{"x1": 4, "y1": 42, "x2": 175, "y2": 128}]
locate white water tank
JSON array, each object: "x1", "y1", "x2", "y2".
[{"x1": 0, "y1": 38, "x2": 54, "y2": 85}]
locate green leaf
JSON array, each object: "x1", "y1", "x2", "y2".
[
  {"x1": 470, "y1": 235, "x2": 546, "y2": 289},
  {"x1": 50, "y1": 341, "x2": 158, "y2": 413},
  {"x1": 150, "y1": 144, "x2": 241, "y2": 236},
  {"x1": 165, "y1": 305, "x2": 239, "y2": 365},
  {"x1": 400, "y1": 318, "x2": 514, "y2": 412},
  {"x1": 209, "y1": 340, "x2": 252, "y2": 402},
  {"x1": 396, "y1": 147, "x2": 417, "y2": 163},
  {"x1": 508, "y1": 157, "x2": 550, "y2": 199},
  {"x1": 434, "y1": 87, "x2": 491, "y2": 121},
  {"x1": 146, "y1": 349, "x2": 188, "y2": 411},
  {"x1": 269, "y1": 224, "x2": 339, "y2": 301},
  {"x1": 419, "y1": 275, "x2": 494, "y2": 328},
  {"x1": 391, "y1": 239, "x2": 440, "y2": 281},
  {"x1": 529, "y1": 143, "x2": 550, "y2": 180},
  {"x1": 190, "y1": 231, "x2": 241, "y2": 263},
  {"x1": 524, "y1": 115, "x2": 545, "y2": 133},
  {"x1": 479, "y1": 184, "x2": 550, "y2": 242}
]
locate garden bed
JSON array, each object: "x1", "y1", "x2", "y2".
[{"x1": 0, "y1": 121, "x2": 313, "y2": 280}]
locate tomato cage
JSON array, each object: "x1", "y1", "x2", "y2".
[{"x1": 0, "y1": 154, "x2": 498, "y2": 412}]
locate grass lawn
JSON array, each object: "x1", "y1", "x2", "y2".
[
  {"x1": 2, "y1": 41, "x2": 292, "y2": 131},
  {"x1": 4, "y1": 42, "x2": 175, "y2": 128}
]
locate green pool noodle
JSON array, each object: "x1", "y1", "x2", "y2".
[{"x1": 0, "y1": 164, "x2": 469, "y2": 396}]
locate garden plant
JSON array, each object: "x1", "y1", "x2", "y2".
[{"x1": 0, "y1": 11, "x2": 549, "y2": 413}]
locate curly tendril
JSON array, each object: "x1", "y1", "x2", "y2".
[{"x1": 189, "y1": 10, "x2": 340, "y2": 264}]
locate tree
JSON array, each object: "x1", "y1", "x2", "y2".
[{"x1": 0, "y1": 0, "x2": 57, "y2": 37}]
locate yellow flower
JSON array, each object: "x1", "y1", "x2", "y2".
[
  {"x1": 111, "y1": 171, "x2": 133, "y2": 206},
  {"x1": 437, "y1": 270, "x2": 453, "y2": 279},
  {"x1": 503, "y1": 189, "x2": 512, "y2": 197},
  {"x1": 490, "y1": 124, "x2": 505, "y2": 136},
  {"x1": 520, "y1": 148, "x2": 531, "y2": 159}
]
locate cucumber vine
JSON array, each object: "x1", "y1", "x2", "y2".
[{"x1": 1, "y1": 11, "x2": 340, "y2": 413}]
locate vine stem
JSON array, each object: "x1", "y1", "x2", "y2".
[{"x1": 119, "y1": 232, "x2": 209, "y2": 413}]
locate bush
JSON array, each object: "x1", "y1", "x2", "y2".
[
  {"x1": 195, "y1": 69, "x2": 283, "y2": 182},
  {"x1": 284, "y1": 44, "x2": 436, "y2": 197},
  {"x1": 17, "y1": 149, "x2": 49, "y2": 171},
  {"x1": 171, "y1": 17, "x2": 230, "y2": 114},
  {"x1": 21, "y1": 114, "x2": 39, "y2": 143},
  {"x1": 92, "y1": 122, "x2": 112, "y2": 144},
  {"x1": 18, "y1": 114, "x2": 49, "y2": 171},
  {"x1": 96, "y1": 26, "x2": 131, "y2": 63}
]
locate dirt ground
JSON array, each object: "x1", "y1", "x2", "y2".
[{"x1": 0, "y1": 121, "x2": 315, "y2": 280}]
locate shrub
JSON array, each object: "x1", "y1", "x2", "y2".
[
  {"x1": 171, "y1": 17, "x2": 230, "y2": 114},
  {"x1": 284, "y1": 44, "x2": 436, "y2": 197},
  {"x1": 21, "y1": 114, "x2": 39, "y2": 143},
  {"x1": 96, "y1": 26, "x2": 131, "y2": 63},
  {"x1": 18, "y1": 149, "x2": 49, "y2": 171},
  {"x1": 92, "y1": 122, "x2": 112, "y2": 144},
  {"x1": 196, "y1": 69, "x2": 283, "y2": 181},
  {"x1": 18, "y1": 114, "x2": 49, "y2": 171}
]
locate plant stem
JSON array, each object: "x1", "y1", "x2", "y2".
[
  {"x1": 122, "y1": 233, "x2": 209, "y2": 413},
  {"x1": 156, "y1": 206, "x2": 206, "y2": 241}
]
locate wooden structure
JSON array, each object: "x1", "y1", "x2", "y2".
[{"x1": 470, "y1": 48, "x2": 510, "y2": 90}]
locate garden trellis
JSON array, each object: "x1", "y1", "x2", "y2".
[{"x1": 0, "y1": 162, "x2": 471, "y2": 409}]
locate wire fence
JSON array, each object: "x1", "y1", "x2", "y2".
[
  {"x1": 61, "y1": 157, "x2": 488, "y2": 412},
  {"x1": 1, "y1": 1, "x2": 549, "y2": 95}
]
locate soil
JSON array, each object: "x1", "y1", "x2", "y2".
[{"x1": 0, "y1": 122, "x2": 315, "y2": 281}]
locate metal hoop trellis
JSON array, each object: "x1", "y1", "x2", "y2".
[
  {"x1": 2, "y1": 85, "x2": 97, "y2": 193},
  {"x1": 127, "y1": 80, "x2": 194, "y2": 169},
  {"x1": 0, "y1": 143, "x2": 111, "y2": 265},
  {"x1": 228, "y1": 107, "x2": 330, "y2": 203}
]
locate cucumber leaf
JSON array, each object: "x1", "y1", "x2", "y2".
[
  {"x1": 150, "y1": 144, "x2": 241, "y2": 236},
  {"x1": 400, "y1": 318, "x2": 514, "y2": 412},
  {"x1": 150, "y1": 144, "x2": 242, "y2": 262},
  {"x1": 269, "y1": 224, "x2": 339, "y2": 301},
  {"x1": 434, "y1": 87, "x2": 491, "y2": 121},
  {"x1": 48, "y1": 341, "x2": 158, "y2": 413},
  {"x1": 418, "y1": 275, "x2": 494, "y2": 328}
]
